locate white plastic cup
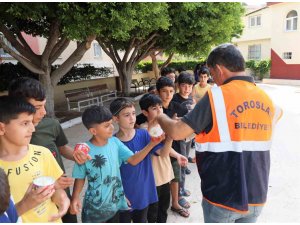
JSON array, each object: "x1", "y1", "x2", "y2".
[{"x1": 33, "y1": 176, "x2": 55, "y2": 189}]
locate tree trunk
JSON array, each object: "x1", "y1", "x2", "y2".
[
  {"x1": 39, "y1": 71, "x2": 55, "y2": 118},
  {"x1": 116, "y1": 65, "x2": 133, "y2": 96},
  {"x1": 150, "y1": 52, "x2": 160, "y2": 79}
]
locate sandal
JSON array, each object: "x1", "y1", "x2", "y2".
[
  {"x1": 178, "y1": 197, "x2": 191, "y2": 209},
  {"x1": 171, "y1": 207, "x2": 190, "y2": 218},
  {"x1": 180, "y1": 189, "x2": 191, "y2": 197}
]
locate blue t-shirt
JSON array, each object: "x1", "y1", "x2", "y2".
[
  {"x1": 0, "y1": 198, "x2": 18, "y2": 223},
  {"x1": 72, "y1": 137, "x2": 133, "y2": 222},
  {"x1": 120, "y1": 129, "x2": 163, "y2": 210}
]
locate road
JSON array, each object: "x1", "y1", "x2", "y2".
[{"x1": 63, "y1": 83, "x2": 300, "y2": 223}]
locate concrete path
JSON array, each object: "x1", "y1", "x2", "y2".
[{"x1": 62, "y1": 83, "x2": 300, "y2": 223}]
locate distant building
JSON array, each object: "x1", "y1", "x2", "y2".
[
  {"x1": 0, "y1": 33, "x2": 117, "y2": 75},
  {"x1": 233, "y1": 2, "x2": 300, "y2": 79}
]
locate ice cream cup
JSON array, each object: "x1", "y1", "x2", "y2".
[
  {"x1": 33, "y1": 176, "x2": 55, "y2": 190},
  {"x1": 74, "y1": 143, "x2": 90, "y2": 155},
  {"x1": 149, "y1": 125, "x2": 164, "y2": 142}
]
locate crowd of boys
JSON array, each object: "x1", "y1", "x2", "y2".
[{"x1": 1, "y1": 43, "x2": 280, "y2": 223}]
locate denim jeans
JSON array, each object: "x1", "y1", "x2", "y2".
[{"x1": 202, "y1": 199, "x2": 263, "y2": 223}]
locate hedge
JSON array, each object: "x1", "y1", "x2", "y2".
[{"x1": 0, "y1": 63, "x2": 113, "y2": 91}]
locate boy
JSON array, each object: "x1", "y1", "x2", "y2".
[
  {"x1": 156, "y1": 76, "x2": 190, "y2": 216},
  {"x1": 110, "y1": 98, "x2": 168, "y2": 222},
  {"x1": 139, "y1": 93, "x2": 189, "y2": 221},
  {"x1": 192, "y1": 66, "x2": 211, "y2": 103},
  {"x1": 0, "y1": 167, "x2": 18, "y2": 223},
  {"x1": 172, "y1": 72, "x2": 195, "y2": 194},
  {"x1": 0, "y1": 96, "x2": 69, "y2": 222},
  {"x1": 8, "y1": 77, "x2": 88, "y2": 222},
  {"x1": 70, "y1": 105, "x2": 164, "y2": 223}
]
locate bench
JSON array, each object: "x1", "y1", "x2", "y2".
[
  {"x1": 88, "y1": 84, "x2": 117, "y2": 105},
  {"x1": 131, "y1": 79, "x2": 144, "y2": 92},
  {"x1": 64, "y1": 84, "x2": 117, "y2": 111},
  {"x1": 141, "y1": 77, "x2": 157, "y2": 89}
]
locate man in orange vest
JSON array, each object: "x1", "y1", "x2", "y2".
[{"x1": 157, "y1": 43, "x2": 282, "y2": 223}]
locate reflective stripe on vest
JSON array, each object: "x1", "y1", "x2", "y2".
[{"x1": 195, "y1": 86, "x2": 277, "y2": 153}]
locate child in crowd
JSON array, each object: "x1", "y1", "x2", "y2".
[
  {"x1": 172, "y1": 72, "x2": 195, "y2": 195},
  {"x1": 8, "y1": 77, "x2": 88, "y2": 222},
  {"x1": 110, "y1": 98, "x2": 167, "y2": 222},
  {"x1": 139, "y1": 93, "x2": 188, "y2": 222},
  {"x1": 156, "y1": 76, "x2": 190, "y2": 217},
  {"x1": 0, "y1": 96, "x2": 69, "y2": 222},
  {"x1": 192, "y1": 66, "x2": 211, "y2": 103},
  {"x1": 70, "y1": 105, "x2": 164, "y2": 223},
  {"x1": 0, "y1": 167, "x2": 18, "y2": 223}
]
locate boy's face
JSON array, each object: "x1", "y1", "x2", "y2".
[
  {"x1": 166, "y1": 73, "x2": 176, "y2": 83},
  {"x1": 199, "y1": 73, "x2": 209, "y2": 86},
  {"x1": 142, "y1": 104, "x2": 163, "y2": 121},
  {"x1": 89, "y1": 119, "x2": 114, "y2": 140},
  {"x1": 28, "y1": 98, "x2": 47, "y2": 126},
  {"x1": 178, "y1": 83, "x2": 193, "y2": 98},
  {"x1": 158, "y1": 86, "x2": 175, "y2": 105},
  {"x1": 0, "y1": 112, "x2": 35, "y2": 147},
  {"x1": 114, "y1": 106, "x2": 136, "y2": 130}
]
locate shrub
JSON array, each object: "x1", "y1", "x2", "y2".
[{"x1": 245, "y1": 59, "x2": 271, "y2": 80}]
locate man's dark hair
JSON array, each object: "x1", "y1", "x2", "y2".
[
  {"x1": 82, "y1": 105, "x2": 112, "y2": 129},
  {"x1": 199, "y1": 67, "x2": 210, "y2": 76},
  {"x1": 207, "y1": 43, "x2": 245, "y2": 72},
  {"x1": 139, "y1": 93, "x2": 162, "y2": 111},
  {"x1": 156, "y1": 76, "x2": 175, "y2": 91},
  {"x1": 8, "y1": 77, "x2": 46, "y2": 101},
  {"x1": 177, "y1": 67, "x2": 186, "y2": 74},
  {"x1": 147, "y1": 85, "x2": 156, "y2": 93},
  {"x1": 160, "y1": 67, "x2": 176, "y2": 77},
  {"x1": 0, "y1": 96, "x2": 36, "y2": 124},
  {"x1": 110, "y1": 98, "x2": 135, "y2": 116},
  {"x1": 0, "y1": 167, "x2": 10, "y2": 214},
  {"x1": 177, "y1": 72, "x2": 194, "y2": 85}
]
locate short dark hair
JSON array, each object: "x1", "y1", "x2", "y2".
[
  {"x1": 156, "y1": 76, "x2": 175, "y2": 91},
  {"x1": 207, "y1": 43, "x2": 245, "y2": 72},
  {"x1": 110, "y1": 98, "x2": 135, "y2": 116},
  {"x1": 82, "y1": 105, "x2": 112, "y2": 129},
  {"x1": 199, "y1": 66, "x2": 210, "y2": 76},
  {"x1": 177, "y1": 72, "x2": 194, "y2": 85},
  {"x1": 0, "y1": 96, "x2": 36, "y2": 124},
  {"x1": 8, "y1": 77, "x2": 46, "y2": 101},
  {"x1": 147, "y1": 85, "x2": 156, "y2": 93},
  {"x1": 160, "y1": 67, "x2": 176, "y2": 76},
  {"x1": 0, "y1": 167, "x2": 10, "y2": 215},
  {"x1": 139, "y1": 93, "x2": 162, "y2": 111}
]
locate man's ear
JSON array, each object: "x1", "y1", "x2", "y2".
[
  {"x1": 141, "y1": 110, "x2": 148, "y2": 117},
  {"x1": 0, "y1": 122, "x2": 6, "y2": 135}
]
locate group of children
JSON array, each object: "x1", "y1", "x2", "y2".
[{"x1": 0, "y1": 66, "x2": 211, "y2": 223}]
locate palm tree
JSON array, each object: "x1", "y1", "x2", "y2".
[{"x1": 91, "y1": 154, "x2": 107, "y2": 180}]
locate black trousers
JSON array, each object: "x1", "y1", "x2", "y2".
[
  {"x1": 119, "y1": 206, "x2": 149, "y2": 223},
  {"x1": 105, "y1": 211, "x2": 120, "y2": 223},
  {"x1": 147, "y1": 183, "x2": 171, "y2": 223}
]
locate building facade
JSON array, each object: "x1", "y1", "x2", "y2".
[{"x1": 233, "y1": 2, "x2": 300, "y2": 79}]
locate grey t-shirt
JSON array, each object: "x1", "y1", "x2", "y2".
[{"x1": 181, "y1": 93, "x2": 213, "y2": 135}]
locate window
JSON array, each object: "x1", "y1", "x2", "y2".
[
  {"x1": 249, "y1": 15, "x2": 261, "y2": 27},
  {"x1": 93, "y1": 43, "x2": 102, "y2": 57},
  {"x1": 283, "y1": 52, "x2": 292, "y2": 59},
  {"x1": 286, "y1": 10, "x2": 298, "y2": 31},
  {"x1": 248, "y1": 45, "x2": 261, "y2": 60}
]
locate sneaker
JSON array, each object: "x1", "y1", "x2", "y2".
[{"x1": 185, "y1": 168, "x2": 191, "y2": 175}]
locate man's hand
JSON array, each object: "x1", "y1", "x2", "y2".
[
  {"x1": 49, "y1": 189, "x2": 70, "y2": 222},
  {"x1": 54, "y1": 175, "x2": 74, "y2": 190},
  {"x1": 70, "y1": 197, "x2": 82, "y2": 215},
  {"x1": 176, "y1": 154, "x2": 188, "y2": 167},
  {"x1": 73, "y1": 149, "x2": 92, "y2": 164},
  {"x1": 16, "y1": 183, "x2": 55, "y2": 216}
]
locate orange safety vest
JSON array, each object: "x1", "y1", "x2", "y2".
[{"x1": 195, "y1": 79, "x2": 282, "y2": 213}]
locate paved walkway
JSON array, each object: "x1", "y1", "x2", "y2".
[{"x1": 62, "y1": 84, "x2": 300, "y2": 222}]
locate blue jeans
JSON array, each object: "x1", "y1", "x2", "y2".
[{"x1": 202, "y1": 199, "x2": 263, "y2": 223}]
